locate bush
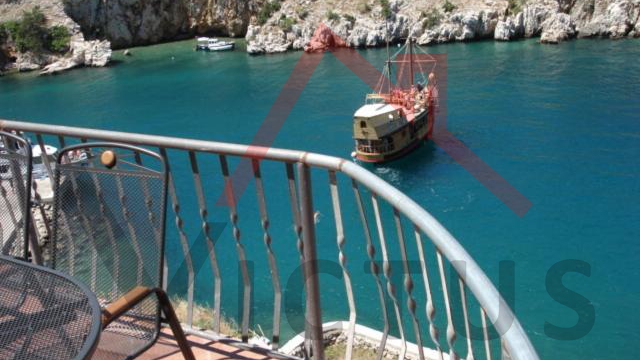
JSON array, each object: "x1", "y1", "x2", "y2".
[
  {"x1": 342, "y1": 14, "x2": 356, "y2": 25},
  {"x1": 507, "y1": 0, "x2": 525, "y2": 14},
  {"x1": 279, "y1": 15, "x2": 296, "y2": 32},
  {"x1": 257, "y1": 1, "x2": 281, "y2": 25},
  {"x1": 326, "y1": 11, "x2": 340, "y2": 21},
  {"x1": 443, "y1": 0, "x2": 457, "y2": 13},
  {"x1": 1, "y1": 21, "x2": 19, "y2": 42},
  {"x1": 379, "y1": 0, "x2": 392, "y2": 18},
  {"x1": 296, "y1": 7, "x2": 309, "y2": 19},
  {"x1": 581, "y1": 0, "x2": 595, "y2": 14},
  {"x1": 0, "y1": 24, "x2": 7, "y2": 45},
  {"x1": 0, "y1": 8, "x2": 71, "y2": 54},
  {"x1": 14, "y1": 7, "x2": 48, "y2": 53},
  {"x1": 48, "y1": 25, "x2": 70, "y2": 53},
  {"x1": 357, "y1": 2, "x2": 372, "y2": 13},
  {"x1": 421, "y1": 9, "x2": 443, "y2": 30}
]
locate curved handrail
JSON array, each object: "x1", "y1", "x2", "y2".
[{"x1": 0, "y1": 119, "x2": 539, "y2": 360}]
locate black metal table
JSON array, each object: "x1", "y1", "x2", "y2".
[{"x1": 0, "y1": 255, "x2": 101, "y2": 360}]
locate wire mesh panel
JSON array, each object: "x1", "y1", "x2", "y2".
[
  {"x1": 0, "y1": 255, "x2": 101, "y2": 360},
  {"x1": 0, "y1": 131, "x2": 32, "y2": 260},
  {"x1": 50, "y1": 143, "x2": 167, "y2": 360}
]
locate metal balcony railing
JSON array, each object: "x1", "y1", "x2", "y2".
[{"x1": 0, "y1": 119, "x2": 540, "y2": 360}]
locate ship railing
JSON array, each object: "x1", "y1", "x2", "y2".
[{"x1": 0, "y1": 119, "x2": 540, "y2": 360}]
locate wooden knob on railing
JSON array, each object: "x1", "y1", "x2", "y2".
[{"x1": 101, "y1": 150, "x2": 117, "y2": 169}]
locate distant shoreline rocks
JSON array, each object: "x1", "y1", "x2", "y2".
[
  {"x1": 245, "y1": 0, "x2": 639, "y2": 55},
  {"x1": 1, "y1": 0, "x2": 638, "y2": 73}
]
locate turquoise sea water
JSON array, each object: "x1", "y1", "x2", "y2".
[{"x1": 1, "y1": 38, "x2": 639, "y2": 359}]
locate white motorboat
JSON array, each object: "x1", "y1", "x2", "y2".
[
  {"x1": 208, "y1": 40, "x2": 234, "y2": 51},
  {"x1": 31, "y1": 144, "x2": 59, "y2": 202},
  {"x1": 195, "y1": 37, "x2": 235, "y2": 52},
  {"x1": 196, "y1": 37, "x2": 217, "y2": 50}
]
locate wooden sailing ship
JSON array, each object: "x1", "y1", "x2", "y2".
[{"x1": 352, "y1": 38, "x2": 438, "y2": 163}]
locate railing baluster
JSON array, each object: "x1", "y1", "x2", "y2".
[
  {"x1": 481, "y1": 309, "x2": 493, "y2": 360},
  {"x1": 114, "y1": 170, "x2": 145, "y2": 288},
  {"x1": 393, "y1": 209, "x2": 424, "y2": 360},
  {"x1": 188, "y1": 151, "x2": 223, "y2": 333},
  {"x1": 88, "y1": 162, "x2": 120, "y2": 299},
  {"x1": 252, "y1": 159, "x2": 282, "y2": 349},
  {"x1": 328, "y1": 171, "x2": 356, "y2": 360},
  {"x1": 414, "y1": 229, "x2": 444, "y2": 360},
  {"x1": 460, "y1": 279, "x2": 475, "y2": 360},
  {"x1": 501, "y1": 339, "x2": 513, "y2": 360},
  {"x1": 352, "y1": 181, "x2": 388, "y2": 360},
  {"x1": 35, "y1": 134, "x2": 55, "y2": 189},
  {"x1": 133, "y1": 151, "x2": 169, "y2": 292},
  {"x1": 436, "y1": 250, "x2": 459, "y2": 360},
  {"x1": 371, "y1": 194, "x2": 406, "y2": 360},
  {"x1": 64, "y1": 165, "x2": 99, "y2": 291},
  {"x1": 297, "y1": 163, "x2": 324, "y2": 360},
  {"x1": 219, "y1": 154, "x2": 251, "y2": 342},
  {"x1": 286, "y1": 164, "x2": 304, "y2": 262},
  {"x1": 160, "y1": 148, "x2": 195, "y2": 328},
  {"x1": 285, "y1": 163, "x2": 311, "y2": 357},
  {"x1": 30, "y1": 178, "x2": 50, "y2": 237}
]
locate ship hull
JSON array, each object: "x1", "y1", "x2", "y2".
[
  {"x1": 354, "y1": 107, "x2": 433, "y2": 164},
  {"x1": 355, "y1": 133, "x2": 428, "y2": 163}
]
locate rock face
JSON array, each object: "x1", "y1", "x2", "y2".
[
  {"x1": 0, "y1": 0, "x2": 112, "y2": 73},
  {"x1": 540, "y1": 13, "x2": 577, "y2": 43},
  {"x1": 304, "y1": 22, "x2": 348, "y2": 52},
  {"x1": 62, "y1": 0, "x2": 260, "y2": 48},
  {"x1": 40, "y1": 36, "x2": 112, "y2": 75},
  {"x1": 246, "y1": 0, "x2": 639, "y2": 53},
  {"x1": 1, "y1": 0, "x2": 639, "y2": 60},
  {"x1": 418, "y1": 10, "x2": 499, "y2": 45},
  {"x1": 495, "y1": 13, "x2": 524, "y2": 40},
  {"x1": 576, "y1": 0, "x2": 640, "y2": 37}
]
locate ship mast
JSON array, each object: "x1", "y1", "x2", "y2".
[
  {"x1": 409, "y1": 37, "x2": 414, "y2": 88},
  {"x1": 385, "y1": 17, "x2": 391, "y2": 94}
]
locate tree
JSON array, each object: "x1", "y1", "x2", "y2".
[
  {"x1": 48, "y1": 26, "x2": 71, "y2": 53},
  {"x1": 14, "y1": 7, "x2": 48, "y2": 53},
  {"x1": 0, "y1": 24, "x2": 7, "y2": 45}
]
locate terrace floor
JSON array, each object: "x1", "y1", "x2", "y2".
[{"x1": 139, "y1": 329, "x2": 281, "y2": 360}]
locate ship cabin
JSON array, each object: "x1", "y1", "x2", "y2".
[
  {"x1": 353, "y1": 92, "x2": 430, "y2": 161},
  {"x1": 353, "y1": 102, "x2": 405, "y2": 155}
]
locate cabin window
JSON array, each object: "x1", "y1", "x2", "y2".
[{"x1": 360, "y1": 121, "x2": 367, "y2": 128}]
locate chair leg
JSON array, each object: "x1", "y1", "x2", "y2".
[
  {"x1": 102, "y1": 287, "x2": 196, "y2": 360},
  {"x1": 156, "y1": 289, "x2": 196, "y2": 360}
]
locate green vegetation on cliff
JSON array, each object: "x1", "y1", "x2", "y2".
[
  {"x1": 443, "y1": 0, "x2": 458, "y2": 13},
  {"x1": 421, "y1": 8, "x2": 443, "y2": 30},
  {"x1": 508, "y1": 0, "x2": 526, "y2": 14},
  {"x1": 279, "y1": 14, "x2": 296, "y2": 31},
  {"x1": 258, "y1": 1, "x2": 282, "y2": 25},
  {"x1": 48, "y1": 26, "x2": 71, "y2": 53},
  {"x1": 379, "y1": 0, "x2": 392, "y2": 18},
  {"x1": 327, "y1": 10, "x2": 340, "y2": 21},
  {"x1": 0, "y1": 7, "x2": 71, "y2": 54}
]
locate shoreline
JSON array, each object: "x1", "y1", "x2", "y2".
[{"x1": 1, "y1": 35, "x2": 636, "y2": 79}]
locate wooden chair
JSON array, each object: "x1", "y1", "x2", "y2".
[{"x1": 49, "y1": 142, "x2": 194, "y2": 360}]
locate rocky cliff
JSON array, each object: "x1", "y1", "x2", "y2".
[
  {"x1": 62, "y1": 0, "x2": 261, "y2": 48},
  {"x1": 0, "y1": 0, "x2": 111, "y2": 74},
  {"x1": 246, "y1": 0, "x2": 640, "y2": 53},
  {"x1": 1, "y1": 0, "x2": 638, "y2": 71}
]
